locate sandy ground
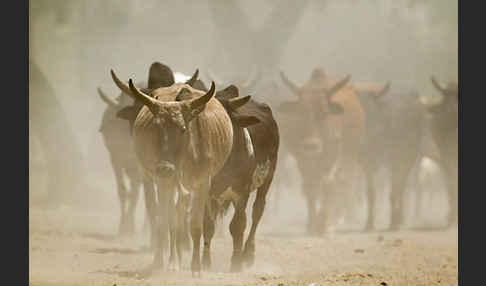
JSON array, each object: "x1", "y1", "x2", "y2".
[{"x1": 29, "y1": 203, "x2": 457, "y2": 286}]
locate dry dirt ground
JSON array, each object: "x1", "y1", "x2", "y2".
[{"x1": 29, "y1": 204, "x2": 457, "y2": 286}]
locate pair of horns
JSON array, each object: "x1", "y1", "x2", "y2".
[
  {"x1": 431, "y1": 76, "x2": 457, "y2": 97},
  {"x1": 111, "y1": 69, "x2": 216, "y2": 114},
  {"x1": 280, "y1": 71, "x2": 351, "y2": 99},
  {"x1": 97, "y1": 87, "x2": 117, "y2": 107}
]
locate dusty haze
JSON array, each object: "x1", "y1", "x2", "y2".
[{"x1": 29, "y1": 1, "x2": 458, "y2": 285}]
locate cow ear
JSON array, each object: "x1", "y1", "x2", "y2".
[
  {"x1": 329, "y1": 102, "x2": 344, "y2": 114},
  {"x1": 116, "y1": 106, "x2": 135, "y2": 120},
  {"x1": 233, "y1": 115, "x2": 260, "y2": 127},
  {"x1": 278, "y1": 101, "x2": 299, "y2": 113}
]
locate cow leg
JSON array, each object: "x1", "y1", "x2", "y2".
[
  {"x1": 202, "y1": 203, "x2": 215, "y2": 270},
  {"x1": 243, "y1": 181, "x2": 271, "y2": 266},
  {"x1": 151, "y1": 181, "x2": 169, "y2": 269},
  {"x1": 111, "y1": 161, "x2": 127, "y2": 236},
  {"x1": 126, "y1": 168, "x2": 142, "y2": 235},
  {"x1": 445, "y1": 164, "x2": 458, "y2": 227},
  {"x1": 302, "y1": 179, "x2": 318, "y2": 235},
  {"x1": 190, "y1": 179, "x2": 211, "y2": 276},
  {"x1": 176, "y1": 188, "x2": 191, "y2": 269},
  {"x1": 229, "y1": 193, "x2": 249, "y2": 272},
  {"x1": 166, "y1": 185, "x2": 178, "y2": 271},
  {"x1": 143, "y1": 177, "x2": 157, "y2": 251},
  {"x1": 389, "y1": 162, "x2": 414, "y2": 231},
  {"x1": 363, "y1": 168, "x2": 376, "y2": 231}
]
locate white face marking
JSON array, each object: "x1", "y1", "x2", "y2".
[
  {"x1": 249, "y1": 159, "x2": 271, "y2": 191},
  {"x1": 243, "y1": 128, "x2": 255, "y2": 158},
  {"x1": 174, "y1": 72, "x2": 191, "y2": 83}
]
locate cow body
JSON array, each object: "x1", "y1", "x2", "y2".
[
  {"x1": 99, "y1": 90, "x2": 142, "y2": 235},
  {"x1": 198, "y1": 86, "x2": 279, "y2": 272},
  {"x1": 425, "y1": 78, "x2": 458, "y2": 227},
  {"x1": 113, "y1": 69, "x2": 234, "y2": 275},
  {"x1": 278, "y1": 68, "x2": 365, "y2": 234},
  {"x1": 355, "y1": 83, "x2": 425, "y2": 230}
]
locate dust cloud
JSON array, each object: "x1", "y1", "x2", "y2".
[{"x1": 29, "y1": 1, "x2": 458, "y2": 285}]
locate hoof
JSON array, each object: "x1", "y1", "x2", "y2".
[
  {"x1": 202, "y1": 255, "x2": 211, "y2": 271},
  {"x1": 191, "y1": 259, "x2": 201, "y2": 276}
]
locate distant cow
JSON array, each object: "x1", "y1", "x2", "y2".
[
  {"x1": 423, "y1": 77, "x2": 458, "y2": 227},
  {"x1": 199, "y1": 85, "x2": 279, "y2": 272},
  {"x1": 98, "y1": 87, "x2": 142, "y2": 235},
  {"x1": 278, "y1": 68, "x2": 365, "y2": 234},
  {"x1": 112, "y1": 70, "x2": 233, "y2": 276},
  {"x1": 354, "y1": 81, "x2": 427, "y2": 230}
]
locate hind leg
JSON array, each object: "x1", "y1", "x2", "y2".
[
  {"x1": 243, "y1": 182, "x2": 270, "y2": 267},
  {"x1": 229, "y1": 193, "x2": 249, "y2": 272}
]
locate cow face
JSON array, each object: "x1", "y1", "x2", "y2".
[
  {"x1": 278, "y1": 71, "x2": 350, "y2": 158},
  {"x1": 111, "y1": 69, "x2": 217, "y2": 179}
]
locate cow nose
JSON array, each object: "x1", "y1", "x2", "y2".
[
  {"x1": 302, "y1": 137, "x2": 323, "y2": 153},
  {"x1": 156, "y1": 161, "x2": 175, "y2": 178}
]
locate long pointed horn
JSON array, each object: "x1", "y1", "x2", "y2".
[
  {"x1": 185, "y1": 69, "x2": 199, "y2": 87},
  {"x1": 377, "y1": 81, "x2": 391, "y2": 98},
  {"x1": 326, "y1": 74, "x2": 351, "y2": 99},
  {"x1": 97, "y1": 87, "x2": 117, "y2": 107},
  {"x1": 111, "y1": 69, "x2": 134, "y2": 98},
  {"x1": 128, "y1": 79, "x2": 159, "y2": 114},
  {"x1": 228, "y1": 95, "x2": 251, "y2": 110},
  {"x1": 280, "y1": 70, "x2": 300, "y2": 96},
  {"x1": 431, "y1": 76, "x2": 446, "y2": 95},
  {"x1": 190, "y1": 81, "x2": 216, "y2": 110}
]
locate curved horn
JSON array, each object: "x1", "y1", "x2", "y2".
[
  {"x1": 228, "y1": 95, "x2": 251, "y2": 110},
  {"x1": 185, "y1": 69, "x2": 199, "y2": 87},
  {"x1": 431, "y1": 76, "x2": 446, "y2": 95},
  {"x1": 280, "y1": 70, "x2": 300, "y2": 96},
  {"x1": 377, "y1": 81, "x2": 391, "y2": 98},
  {"x1": 111, "y1": 69, "x2": 134, "y2": 98},
  {"x1": 97, "y1": 87, "x2": 117, "y2": 107},
  {"x1": 327, "y1": 74, "x2": 351, "y2": 99},
  {"x1": 128, "y1": 79, "x2": 159, "y2": 114},
  {"x1": 189, "y1": 81, "x2": 216, "y2": 110}
]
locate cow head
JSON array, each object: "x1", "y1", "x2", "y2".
[
  {"x1": 423, "y1": 76, "x2": 458, "y2": 146},
  {"x1": 278, "y1": 70, "x2": 351, "y2": 157},
  {"x1": 428, "y1": 76, "x2": 458, "y2": 114},
  {"x1": 215, "y1": 85, "x2": 260, "y2": 128},
  {"x1": 111, "y1": 69, "x2": 217, "y2": 179}
]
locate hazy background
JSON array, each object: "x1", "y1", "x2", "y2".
[{"x1": 29, "y1": 0, "x2": 458, "y2": 232}]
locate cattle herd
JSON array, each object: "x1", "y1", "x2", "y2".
[{"x1": 97, "y1": 61, "x2": 458, "y2": 276}]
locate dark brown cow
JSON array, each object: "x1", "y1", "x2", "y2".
[
  {"x1": 112, "y1": 70, "x2": 234, "y2": 276},
  {"x1": 424, "y1": 77, "x2": 458, "y2": 226},
  {"x1": 278, "y1": 67, "x2": 365, "y2": 234},
  {"x1": 199, "y1": 85, "x2": 279, "y2": 272}
]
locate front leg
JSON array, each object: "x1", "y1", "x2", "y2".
[{"x1": 190, "y1": 178, "x2": 211, "y2": 277}]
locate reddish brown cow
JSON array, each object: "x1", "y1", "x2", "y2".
[{"x1": 278, "y1": 68, "x2": 365, "y2": 234}]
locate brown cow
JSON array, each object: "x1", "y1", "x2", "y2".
[
  {"x1": 111, "y1": 70, "x2": 233, "y2": 276},
  {"x1": 278, "y1": 67, "x2": 365, "y2": 234}
]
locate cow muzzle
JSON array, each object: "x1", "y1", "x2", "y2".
[{"x1": 156, "y1": 161, "x2": 176, "y2": 178}]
